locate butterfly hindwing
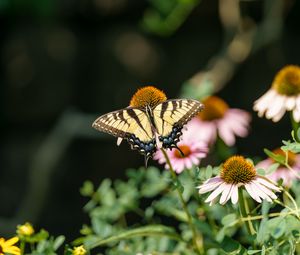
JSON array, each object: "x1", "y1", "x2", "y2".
[
  {"x1": 92, "y1": 108, "x2": 156, "y2": 157},
  {"x1": 152, "y1": 99, "x2": 203, "y2": 149}
]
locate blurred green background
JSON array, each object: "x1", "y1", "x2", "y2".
[{"x1": 1, "y1": 0, "x2": 299, "y2": 241}]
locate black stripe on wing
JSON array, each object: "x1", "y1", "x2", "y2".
[
  {"x1": 92, "y1": 109, "x2": 130, "y2": 138},
  {"x1": 92, "y1": 108, "x2": 157, "y2": 159},
  {"x1": 170, "y1": 99, "x2": 204, "y2": 126},
  {"x1": 154, "y1": 99, "x2": 204, "y2": 149}
]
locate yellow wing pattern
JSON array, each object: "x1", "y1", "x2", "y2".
[
  {"x1": 153, "y1": 99, "x2": 203, "y2": 149},
  {"x1": 92, "y1": 99, "x2": 203, "y2": 161},
  {"x1": 92, "y1": 108, "x2": 156, "y2": 156}
]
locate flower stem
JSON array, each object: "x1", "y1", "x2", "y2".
[
  {"x1": 238, "y1": 188, "x2": 255, "y2": 235},
  {"x1": 20, "y1": 240, "x2": 25, "y2": 255},
  {"x1": 290, "y1": 112, "x2": 300, "y2": 142},
  {"x1": 161, "y1": 148, "x2": 203, "y2": 254}
]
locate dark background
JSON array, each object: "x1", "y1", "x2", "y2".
[{"x1": 1, "y1": 0, "x2": 299, "y2": 241}]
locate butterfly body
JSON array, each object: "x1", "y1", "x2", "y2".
[{"x1": 92, "y1": 99, "x2": 203, "y2": 163}]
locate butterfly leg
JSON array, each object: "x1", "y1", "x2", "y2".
[{"x1": 174, "y1": 145, "x2": 185, "y2": 157}]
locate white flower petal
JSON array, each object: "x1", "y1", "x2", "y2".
[
  {"x1": 285, "y1": 97, "x2": 296, "y2": 110},
  {"x1": 219, "y1": 184, "x2": 233, "y2": 205},
  {"x1": 271, "y1": 106, "x2": 287, "y2": 122},
  {"x1": 266, "y1": 95, "x2": 286, "y2": 120},
  {"x1": 254, "y1": 89, "x2": 276, "y2": 114},
  {"x1": 253, "y1": 180, "x2": 277, "y2": 199},
  {"x1": 293, "y1": 108, "x2": 300, "y2": 122},
  {"x1": 296, "y1": 95, "x2": 300, "y2": 109},
  {"x1": 251, "y1": 181, "x2": 272, "y2": 202},
  {"x1": 197, "y1": 177, "x2": 223, "y2": 194},
  {"x1": 245, "y1": 183, "x2": 262, "y2": 203},
  {"x1": 230, "y1": 185, "x2": 239, "y2": 204},
  {"x1": 256, "y1": 176, "x2": 281, "y2": 192},
  {"x1": 205, "y1": 182, "x2": 227, "y2": 204}
]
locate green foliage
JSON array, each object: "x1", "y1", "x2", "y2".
[
  {"x1": 264, "y1": 149, "x2": 286, "y2": 165},
  {"x1": 141, "y1": 0, "x2": 200, "y2": 36},
  {"x1": 25, "y1": 233, "x2": 65, "y2": 255},
  {"x1": 281, "y1": 128, "x2": 300, "y2": 154},
  {"x1": 12, "y1": 117, "x2": 300, "y2": 254}
]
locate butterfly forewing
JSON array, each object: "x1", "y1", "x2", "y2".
[
  {"x1": 93, "y1": 108, "x2": 153, "y2": 140},
  {"x1": 152, "y1": 99, "x2": 203, "y2": 148},
  {"x1": 92, "y1": 108, "x2": 156, "y2": 157}
]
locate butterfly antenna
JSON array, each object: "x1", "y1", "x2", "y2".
[{"x1": 175, "y1": 145, "x2": 185, "y2": 157}]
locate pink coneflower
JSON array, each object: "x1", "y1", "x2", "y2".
[
  {"x1": 188, "y1": 96, "x2": 251, "y2": 146},
  {"x1": 253, "y1": 65, "x2": 300, "y2": 122},
  {"x1": 198, "y1": 156, "x2": 280, "y2": 205},
  {"x1": 154, "y1": 133, "x2": 208, "y2": 174},
  {"x1": 256, "y1": 148, "x2": 300, "y2": 187}
]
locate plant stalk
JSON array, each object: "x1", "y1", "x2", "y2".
[
  {"x1": 290, "y1": 112, "x2": 300, "y2": 142},
  {"x1": 20, "y1": 240, "x2": 25, "y2": 255},
  {"x1": 238, "y1": 188, "x2": 255, "y2": 235},
  {"x1": 161, "y1": 148, "x2": 203, "y2": 254}
]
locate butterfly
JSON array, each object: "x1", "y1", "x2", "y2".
[{"x1": 92, "y1": 98, "x2": 204, "y2": 165}]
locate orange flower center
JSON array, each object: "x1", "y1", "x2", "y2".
[
  {"x1": 272, "y1": 148, "x2": 296, "y2": 166},
  {"x1": 220, "y1": 155, "x2": 256, "y2": 184},
  {"x1": 129, "y1": 86, "x2": 167, "y2": 109},
  {"x1": 198, "y1": 96, "x2": 229, "y2": 121},
  {"x1": 174, "y1": 145, "x2": 191, "y2": 158},
  {"x1": 272, "y1": 65, "x2": 300, "y2": 96}
]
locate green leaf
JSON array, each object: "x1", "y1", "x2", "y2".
[
  {"x1": 85, "y1": 225, "x2": 181, "y2": 249},
  {"x1": 281, "y1": 140, "x2": 300, "y2": 153},
  {"x1": 91, "y1": 218, "x2": 113, "y2": 237},
  {"x1": 80, "y1": 181, "x2": 94, "y2": 197},
  {"x1": 256, "y1": 218, "x2": 268, "y2": 244},
  {"x1": 292, "y1": 230, "x2": 300, "y2": 238},
  {"x1": 23, "y1": 229, "x2": 49, "y2": 243},
  {"x1": 267, "y1": 217, "x2": 286, "y2": 239},
  {"x1": 171, "y1": 179, "x2": 184, "y2": 194},
  {"x1": 266, "y1": 163, "x2": 279, "y2": 175},
  {"x1": 194, "y1": 166, "x2": 201, "y2": 179},
  {"x1": 221, "y1": 214, "x2": 237, "y2": 227},
  {"x1": 96, "y1": 179, "x2": 116, "y2": 206},
  {"x1": 216, "y1": 228, "x2": 225, "y2": 242},
  {"x1": 220, "y1": 236, "x2": 245, "y2": 253},
  {"x1": 264, "y1": 149, "x2": 285, "y2": 165},
  {"x1": 53, "y1": 236, "x2": 65, "y2": 250},
  {"x1": 140, "y1": 167, "x2": 168, "y2": 197},
  {"x1": 247, "y1": 250, "x2": 261, "y2": 254},
  {"x1": 153, "y1": 197, "x2": 188, "y2": 222},
  {"x1": 194, "y1": 219, "x2": 214, "y2": 238},
  {"x1": 205, "y1": 165, "x2": 213, "y2": 179},
  {"x1": 256, "y1": 168, "x2": 266, "y2": 176},
  {"x1": 262, "y1": 200, "x2": 271, "y2": 215}
]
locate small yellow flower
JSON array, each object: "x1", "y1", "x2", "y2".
[
  {"x1": 17, "y1": 222, "x2": 34, "y2": 236},
  {"x1": 72, "y1": 245, "x2": 87, "y2": 255},
  {"x1": 0, "y1": 236, "x2": 20, "y2": 255}
]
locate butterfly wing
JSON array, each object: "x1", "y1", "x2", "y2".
[
  {"x1": 92, "y1": 108, "x2": 156, "y2": 157},
  {"x1": 152, "y1": 99, "x2": 204, "y2": 149}
]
